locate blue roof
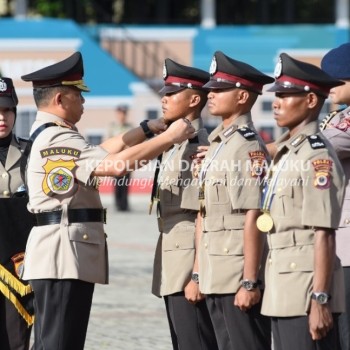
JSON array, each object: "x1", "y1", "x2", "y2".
[{"x1": 0, "y1": 18, "x2": 140, "y2": 96}]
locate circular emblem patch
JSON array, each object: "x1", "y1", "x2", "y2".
[{"x1": 0, "y1": 79, "x2": 7, "y2": 92}]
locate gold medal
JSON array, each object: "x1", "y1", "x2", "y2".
[{"x1": 256, "y1": 212, "x2": 274, "y2": 233}]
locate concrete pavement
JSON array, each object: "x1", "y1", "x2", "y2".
[{"x1": 84, "y1": 193, "x2": 172, "y2": 350}]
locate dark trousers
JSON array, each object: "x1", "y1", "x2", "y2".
[
  {"x1": 272, "y1": 315, "x2": 341, "y2": 350},
  {"x1": 114, "y1": 174, "x2": 130, "y2": 211},
  {"x1": 0, "y1": 293, "x2": 32, "y2": 350},
  {"x1": 164, "y1": 292, "x2": 218, "y2": 350},
  {"x1": 340, "y1": 266, "x2": 350, "y2": 350},
  {"x1": 206, "y1": 293, "x2": 271, "y2": 350},
  {"x1": 30, "y1": 279, "x2": 94, "y2": 350}
]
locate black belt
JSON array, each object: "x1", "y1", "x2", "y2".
[{"x1": 35, "y1": 208, "x2": 107, "y2": 226}]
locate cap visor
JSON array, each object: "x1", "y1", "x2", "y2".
[
  {"x1": 0, "y1": 97, "x2": 16, "y2": 108},
  {"x1": 159, "y1": 85, "x2": 185, "y2": 95},
  {"x1": 202, "y1": 81, "x2": 236, "y2": 89},
  {"x1": 266, "y1": 84, "x2": 305, "y2": 94}
]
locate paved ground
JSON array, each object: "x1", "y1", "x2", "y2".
[{"x1": 84, "y1": 193, "x2": 172, "y2": 350}]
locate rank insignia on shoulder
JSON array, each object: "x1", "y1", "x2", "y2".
[
  {"x1": 307, "y1": 135, "x2": 326, "y2": 149},
  {"x1": 223, "y1": 125, "x2": 238, "y2": 138},
  {"x1": 237, "y1": 127, "x2": 256, "y2": 140},
  {"x1": 290, "y1": 134, "x2": 306, "y2": 147}
]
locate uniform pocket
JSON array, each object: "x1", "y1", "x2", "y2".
[
  {"x1": 163, "y1": 226, "x2": 195, "y2": 252},
  {"x1": 206, "y1": 172, "x2": 229, "y2": 205},
  {"x1": 68, "y1": 223, "x2": 104, "y2": 245},
  {"x1": 208, "y1": 230, "x2": 244, "y2": 256},
  {"x1": 277, "y1": 254, "x2": 313, "y2": 273},
  {"x1": 274, "y1": 184, "x2": 293, "y2": 217}
]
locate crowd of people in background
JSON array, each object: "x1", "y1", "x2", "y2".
[{"x1": 0, "y1": 42, "x2": 349, "y2": 350}]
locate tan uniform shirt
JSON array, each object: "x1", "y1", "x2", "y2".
[
  {"x1": 261, "y1": 121, "x2": 345, "y2": 317},
  {"x1": 321, "y1": 107, "x2": 350, "y2": 266},
  {"x1": 0, "y1": 135, "x2": 26, "y2": 198},
  {"x1": 23, "y1": 111, "x2": 109, "y2": 284},
  {"x1": 152, "y1": 118, "x2": 209, "y2": 297},
  {"x1": 199, "y1": 113, "x2": 268, "y2": 295}
]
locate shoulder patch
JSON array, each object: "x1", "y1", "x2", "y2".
[
  {"x1": 307, "y1": 135, "x2": 326, "y2": 149},
  {"x1": 237, "y1": 127, "x2": 256, "y2": 140}
]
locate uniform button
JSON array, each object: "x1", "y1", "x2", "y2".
[
  {"x1": 175, "y1": 243, "x2": 179, "y2": 248},
  {"x1": 3, "y1": 190, "x2": 9, "y2": 197},
  {"x1": 224, "y1": 248, "x2": 229, "y2": 254},
  {"x1": 204, "y1": 243, "x2": 208, "y2": 249},
  {"x1": 1, "y1": 173, "x2": 8, "y2": 178},
  {"x1": 83, "y1": 234, "x2": 89, "y2": 240},
  {"x1": 269, "y1": 258, "x2": 272, "y2": 265},
  {"x1": 345, "y1": 219, "x2": 350, "y2": 225},
  {"x1": 290, "y1": 262, "x2": 297, "y2": 269},
  {"x1": 277, "y1": 188, "x2": 282, "y2": 192}
]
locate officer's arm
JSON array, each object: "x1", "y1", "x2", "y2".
[
  {"x1": 242, "y1": 209, "x2": 265, "y2": 283},
  {"x1": 93, "y1": 118, "x2": 194, "y2": 177},
  {"x1": 100, "y1": 119, "x2": 167, "y2": 154},
  {"x1": 309, "y1": 228, "x2": 335, "y2": 340}
]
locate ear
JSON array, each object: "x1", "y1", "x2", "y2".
[
  {"x1": 189, "y1": 93, "x2": 201, "y2": 107},
  {"x1": 237, "y1": 89, "x2": 250, "y2": 104},
  {"x1": 306, "y1": 92, "x2": 319, "y2": 108},
  {"x1": 53, "y1": 92, "x2": 63, "y2": 107}
]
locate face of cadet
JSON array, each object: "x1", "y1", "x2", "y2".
[
  {"x1": 60, "y1": 88, "x2": 85, "y2": 124},
  {"x1": 272, "y1": 92, "x2": 311, "y2": 130},
  {"x1": 0, "y1": 107, "x2": 15, "y2": 139},
  {"x1": 161, "y1": 89, "x2": 193, "y2": 123},
  {"x1": 207, "y1": 88, "x2": 241, "y2": 118},
  {"x1": 328, "y1": 80, "x2": 350, "y2": 106}
]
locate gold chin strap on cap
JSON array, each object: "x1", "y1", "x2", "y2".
[{"x1": 62, "y1": 79, "x2": 90, "y2": 92}]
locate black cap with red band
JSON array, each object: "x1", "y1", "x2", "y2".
[
  {"x1": 268, "y1": 52, "x2": 344, "y2": 97},
  {"x1": 203, "y1": 51, "x2": 274, "y2": 94},
  {"x1": 159, "y1": 58, "x2": 209, "y2": 95}
]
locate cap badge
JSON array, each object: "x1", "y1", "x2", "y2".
[
  {"x1": 274, "y1": 56, "x2": 282, "y2": 78},
  {"x1": 209, "y1": 56, "x2": 217, "y2": 75},
  {"x1": 0, "y1": 79, "x2": 7, "y2": 92},
  {"x1": 162, "y1": 63, "x2": 167, "y2": 79}
]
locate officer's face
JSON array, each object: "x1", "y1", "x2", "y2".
[
  {"x1": 0, "y1": 107, "x2": 15, "y2": 139},
  {"x1": 329, "y1": 81, "x2": 350, "y2": 105},
  {"x1": 60, "y1": 88, "x2": 85, "y2": 124},
  {"x1": 161, "y1": 89, "x2": 192, "y2": 123},
  {"x1": 272, "y1": 92, "x2": 310, "y2": 130},
  {"x1": 207, "y1": 88, "x2": 240, "y2": 118}
]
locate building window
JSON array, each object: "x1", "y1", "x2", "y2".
[
  {"x1": 146, "y1": 109, "x2": 158, "y2": 120},
  {"x1": 14, "y1": 110, "x2": 36, "y2": 139},
  {"x1": 262, "y1": 101, "x2": 273, "y2": 112}
]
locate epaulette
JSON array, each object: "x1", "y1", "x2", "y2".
[
  {"x1": 319, "y1": 108, "x2": 345, "y2": 131},
  {"x1": 237, "y1": 127, "x2": 256, "y2": 140},
  {"x1": 307, "y1": 135, "x2": 326, "y2": 149}
]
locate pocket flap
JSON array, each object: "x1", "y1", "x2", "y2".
[
  {"x1": 277, "y1": 254, "x2": 313, "y2": 273},
  {"x1": 68, "y1": 225, "x2": 103, "y2": 245},
  {"x1": 163, "y1": 227, "x2": 195, "y2": 251},
  {"x1": 208, "y1": 231, "x2": 243, "y2": 256}
]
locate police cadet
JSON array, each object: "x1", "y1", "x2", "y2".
[
  {"x1": 321, "y1": 43, "x2": 350, "y2": 350},
  {"x1": 0, "y1": 77, "x2": 34, "y2": 349},
  {"x1": 151, "y1": 58, "x2": 218, "y2": 350},
  {"x1": 260, "y1": 52, "x2": 346, "y2": 350},
  {"x1": 20, "y1": 51, "x2": 195, "y2": 350},
  {"x1": 196, "y1": 51, "x2": 273, "y2": 350}
]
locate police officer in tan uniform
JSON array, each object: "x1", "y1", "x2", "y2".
[
  {"x1": 197, "y1": 51, "x2": 273, "y2": 350},
  {"x1": 0, "y1": 77, "x2": 34, "y2": 349},
  {"x1": 151, "y1": 58, "x2": 218, "y2": 350},
  {"x1": 321, "y1": 43, "x2": 350, "y2": 350},
  {"x1": 261, "y1": 53, "x2": 346, "y2": 350},
  {"x1": 20, "y1": 52, "x2": 195, "y2": 350}
]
